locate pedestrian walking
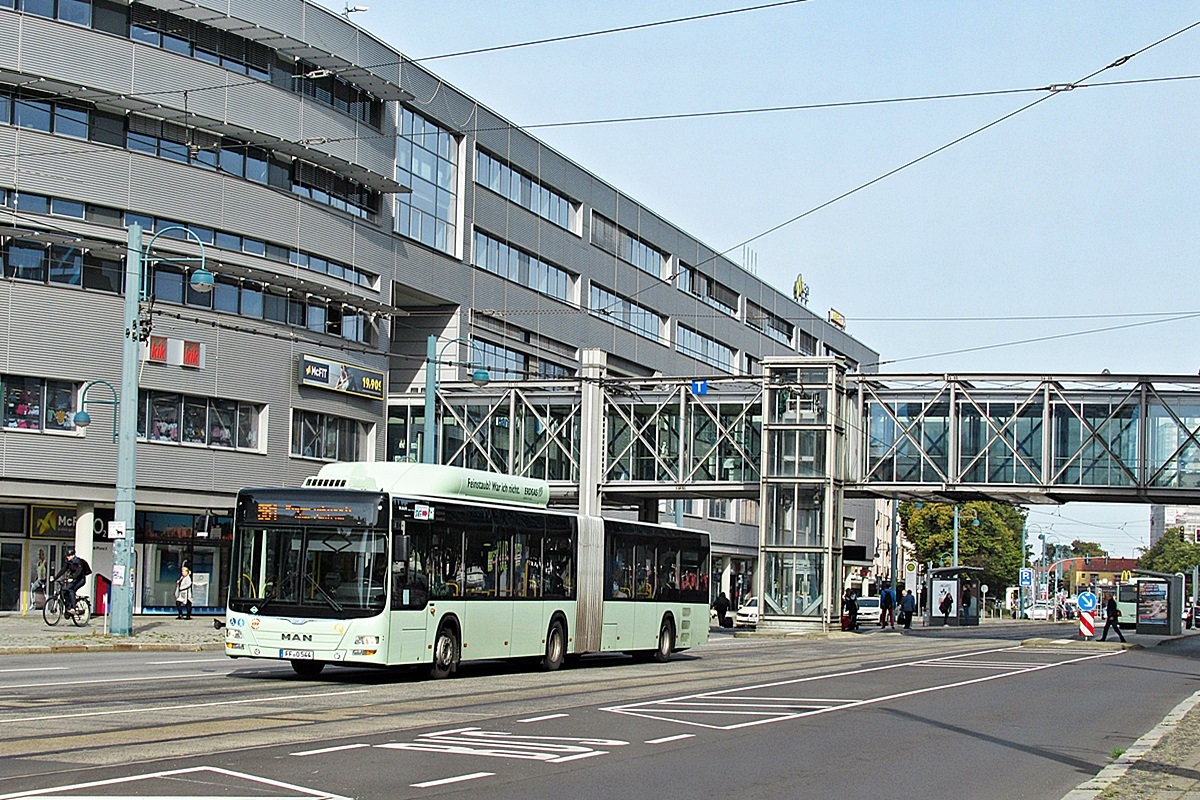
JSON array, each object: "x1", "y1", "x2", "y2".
[
  {"x1": 713, "y1": 591, "x2": 731, "y2": 628},
  {"x1": 175, "y1": 565, "x2": 194, "y2": 619},
  {"x1": 900, "y1": 589, "x2": 917, "y2": 629},
  {"x1": 880, "y1": 583, "x2": 896, "y2": 628},
  {"x1": 1099, "y1": 595, "x2": 1126, "y2": 643},
  {"x1": 939, "y1": 591, "x2": 954, "y2": 626}
]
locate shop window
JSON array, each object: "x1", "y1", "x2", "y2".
[
  {"x1": 44, "y1": 380, "x2": 77, "y2": 430},
  {"x1": 237, "y1": 404, "x2": 258, "y2": 449},
  {"x1": 6, "y1": 241, "x2": 46, "y2": 281},
  {"x1": 209, "y1": 399, "x2": 236, "y2": 448},
  {"x1": 48, "y1": 245, "x2": 82, "y2": 285},
  {"x1": 3, "y1": 376, "x2": 43, "y2": 430},
  {"x1": 148, "y1": 392, "x2": 181, "y2": 442},
  {"x1": 182, "y1": 396, "x2": 208, "y2": 444}
]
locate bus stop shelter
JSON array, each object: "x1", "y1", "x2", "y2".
[{"x1": 925, "y1": 566, "x2": 984, "y2": 627}]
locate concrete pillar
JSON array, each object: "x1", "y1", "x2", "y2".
[
  {"x1": 578, "y1": 349, "x2": 607, "y2": 518},
  {"x1": 75, "y1": 502, "x2": 94, "y2": 603}
]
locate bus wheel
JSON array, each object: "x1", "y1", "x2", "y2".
[
  {"x1": 291, "y1": 660, "x2": 325, "y2": 678},
  {"x1": 542, "y1": 620, "x2": 566, "y2": 671},
  {"x1": 652, "y1": 617, "x2": 675, "y2": 663},
  {"x1": 429, "y1": 624, "x2": 460, "y2": 679}
]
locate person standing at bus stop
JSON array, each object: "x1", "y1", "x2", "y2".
[
  {"x1": 1100, "y1": 594, "x2": 1126, "y2": 643},
  {"x1": 900, "y1": 589, "x2": 917, "y2": 629},
  {"x1": 879, "y1": 583, "x2": 896, "y2": 629}
]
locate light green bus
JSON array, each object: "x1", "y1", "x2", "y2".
[{"x1": 223, "y1": 462, "x2": 710, "y2": 678}]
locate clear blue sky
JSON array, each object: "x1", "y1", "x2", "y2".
[{"x1": 317, "y1": 2, "x2": 1200, "y2": 555}]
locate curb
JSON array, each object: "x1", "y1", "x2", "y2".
[
  {"x1": 0, "y1": 642, "x2": 224, "y2": 655},
  {"x1": 1060, "y1": 688, "x2": 1200, "y2": 800},
  {"x1": 1021, "y1": 637, "x2": 1141, "y2": 651}
]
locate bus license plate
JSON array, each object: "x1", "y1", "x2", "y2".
[{"x1": 280, "y1": 649, "x2": 314, "y2": 659}]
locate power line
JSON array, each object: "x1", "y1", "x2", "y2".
[
  {"x1": 408, "y1": 0, "x2": 810, "y2": 63},
  {"x1": 595, "y1": 18, "x2": 1200, "y2": 314},
  {"x1": 865, "y1": 312, "x2": 1200, "y2": 369}
]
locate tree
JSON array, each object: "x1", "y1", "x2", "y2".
[
  {"x1": 1069, "y1": 540, "x2": 1108, "y2": 558},
  {"x1": 899, "y1": 501, "x2": 1026, "y2": 593},
  {"x1": 1137, "y1": 527, "x2": 1200, "y2": 574}
]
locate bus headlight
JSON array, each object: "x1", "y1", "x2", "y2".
[{"x1": 353, "y1": 635, "x2": 380, "y2": 645}]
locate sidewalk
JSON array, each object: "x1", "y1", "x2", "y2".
[{"x1": 0, "y1": 611, "x2": 223, "y2": 654}]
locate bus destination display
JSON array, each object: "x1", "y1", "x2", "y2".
[
  {"x1": 254, "y1": 502, "x2": 361, "y2": 523},
  {"x1": 240, "y1": 490, "x2": 385, "y2": 526}
]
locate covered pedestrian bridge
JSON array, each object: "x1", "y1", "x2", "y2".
[{"x1": 389, "y1": 353, "x2": 1200, "y2": 629}]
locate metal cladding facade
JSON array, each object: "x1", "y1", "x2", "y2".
[{"x1": 0, "y1": 0, "x2": 877, "y2": 613}]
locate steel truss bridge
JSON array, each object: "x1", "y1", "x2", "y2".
[{"x1": 392, "y1": 355, "x2": 1200, "y2": 629}]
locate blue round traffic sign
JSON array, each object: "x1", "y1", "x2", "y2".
[{"x1": 1077, "y1": 591, "x2": 1098, "y2": 612}]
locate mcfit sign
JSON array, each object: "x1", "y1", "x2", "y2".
[{"x1": 299, "y1": 355, "x2": 385, "y2": 400}]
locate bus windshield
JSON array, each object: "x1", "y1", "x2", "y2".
[{"x1": 230, "y1": 524, "x2": 388, "y2": 618}]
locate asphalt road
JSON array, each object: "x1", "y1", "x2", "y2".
[{"x1": 1, "y1": 626, "x2": 1197, "y2": 800}]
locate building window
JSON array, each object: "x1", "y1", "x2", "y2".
[
  {"x1": 474, "y1": 149, "x2": 574, "y2": 231},
  {"x1": 746, "y1": 301, "x2": 793, "y2": 345},
  {"x1": 291, "y1": 410, "x2": 366, "y2": 461},
  {"x1": 137, "y1": 390, "x2": 261, "y2": 450},
  {"x1": 1, "y1": 374, "x2": 78, "y2": 431},
  {"x1": 590, "y1": 212, "x2": 667, "y2": 279},
  {"x1": 471, "y1": 338, "x2": 528, "y2": 381},
  {"x1": 473, "y1": 230, "x2": 573, "y2": 303},
  {"x1": 677, "y1": 324, "x2": 734, "y2": 373},
  {"x1": 679, "y1": 263, "x2": 739, "y2": 317},
  {"x1": 395, "y1": 108, "x2": 459, "y2": 255},
  {"x1": 590, "y1": 284, "x2": 664, "y2": 343}
]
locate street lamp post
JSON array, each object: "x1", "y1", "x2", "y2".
[
  {"x1": 75, "y1": 223, "x2": 212, "y2": 636},
  {"x1": 421, "y1": 335, "x2": 489, "y2": 464}
]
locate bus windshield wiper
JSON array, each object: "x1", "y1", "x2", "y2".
[{"x1": 305, "y1": 574, "x2": 344, "y2": 612}]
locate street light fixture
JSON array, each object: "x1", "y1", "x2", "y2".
[
  {"x1": 74, "y1": 223, "x2": 209, "y2": 636},
  {"x1": 422, "y1": 334, "x2": 489, "y2": 464}
]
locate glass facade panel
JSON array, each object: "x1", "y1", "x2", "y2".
[
  {"x1": 396, "y1": 108, "x2": 458, "y2": 255},
  {"x1": 764, "y1": 551, "x2": 824, "y2": 617}
]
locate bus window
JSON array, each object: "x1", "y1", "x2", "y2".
[
  {"x1": 609, "y1": 534, "x2": 634, "y2": 599},
  {"x1": 392, "y1": 525, "x2": 430, "y2": 610},
  {"x1": 543, "y1": 516, "x2": 574, "y2": 598},
  {"x1": 429, "y1": 529, "x2": 463, "y2": 598},
  {"x1": 657, "y1": 540, "x2": 680, "y2": 599},
  {"x1": 635, "y1": 542, "x2": 655, "y2": 599}
]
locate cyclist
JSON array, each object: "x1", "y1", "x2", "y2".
[{"x1": 53, "y1": 548, "x2": 91, "y2": 615}]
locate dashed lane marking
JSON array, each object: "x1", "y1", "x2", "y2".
[
  {"x1": 291, "y1": 744, "x2": 372, "y2": 757},
  {"x1": 410, "y1": 772, "x2": 494, "y2": 789},
  {"x1": 517, "y1": 713, "x2": 569, "y2": 723},
  {"x1": 646, "y1": 734, "x2": 695, "y2": 744}
]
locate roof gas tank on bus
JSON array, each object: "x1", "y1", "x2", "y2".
[{"x1": 304, "y1": 463, "x2": 550, "y2": 508}]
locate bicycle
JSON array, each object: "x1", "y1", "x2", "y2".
[{"x1": 42, "y1": 579, "x2": 92, "y2": 627}]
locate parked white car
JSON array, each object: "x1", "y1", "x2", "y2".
[
  {"x1": 734, "y1": 598, "x2": 759, "y2": 628},
  {"x1": 856, "y1": 596, "x2": 882, "y2": 625},
  {"x1": 1024, "y1": 603, "x2": 1053, "y2": 620}
]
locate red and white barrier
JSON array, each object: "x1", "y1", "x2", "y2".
[{"x1": 1079, "y1": 610, "x2": 1095, "y2": 638}]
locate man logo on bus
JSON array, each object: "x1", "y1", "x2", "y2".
[{"x1": 282, "y1": 633, "x2": 313, "y2": 642}]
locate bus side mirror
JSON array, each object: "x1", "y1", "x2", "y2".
[{"x1": 213, "y1": 618, "x2": 225, "y2": 630}]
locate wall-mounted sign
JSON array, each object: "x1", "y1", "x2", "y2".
[
  {"x1": 31, "y1": 506, "x2": 75, "y2": 538},
  {"x1": 828, "y1": 308, "x2": 846, "y2": 330},
  {"x1": 145, "y1": 336, "x2": 206, "y2": 369},
  {"x1": 299, "y1": 355, "x2": 384, "y2": 400}
]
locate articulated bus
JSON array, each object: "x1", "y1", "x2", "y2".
[{"x1": 224, "y1": 462, "x2": 710, "y2": 678}]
